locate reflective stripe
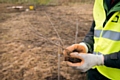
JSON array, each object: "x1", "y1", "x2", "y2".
[
  {"x1": 94, "y1": 30, "x2": 101, "y2": 37},
  {"x1": 93, "y1": 52, "x2": 102, "y2": 55},
  {"x1": 103, "y1": 30, "x2": 120, "y2": 41},
  {"x1": 94, "y1": 30, "x2": 120, "y2": 41}
]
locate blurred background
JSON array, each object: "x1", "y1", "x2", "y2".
[
  {"x1": 0, "y1": 0, "x2": 94, "y2": 80},
  {"x1": 0, "y1": 0, "x2": 93, "y2": 5}
]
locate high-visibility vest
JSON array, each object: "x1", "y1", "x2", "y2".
[{"x1": 93, "y1": 0, "x2": 120, "y2": 80}]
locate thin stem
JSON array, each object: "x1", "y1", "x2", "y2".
[
  {"x1": 75, "y1": 19, "x2": 78, "y2": 44},
  {"x1": 28, "y1": 22, "x2": 64, "y2": 50},
  {"x1": 44, "y1": 12, "x2": 64, "y2": 47},
  {"x1": 58, "y1": 45, "x2": 61, "y2": 80}
]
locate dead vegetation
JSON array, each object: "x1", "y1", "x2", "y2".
[{"x1": 0, "y1": 3, "x2": 93, "y2": 80}]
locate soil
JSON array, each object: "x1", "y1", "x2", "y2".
[{"x1": 0, "y1": 3, "x2": 93, "y2": 80}]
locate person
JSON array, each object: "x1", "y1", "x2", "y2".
[{"x1": 63, "y1": 0, "x2": 120, "y2": 80}]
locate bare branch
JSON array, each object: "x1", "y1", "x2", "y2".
[
  {"x1": 27, "y1": 22, "x2": 64, "y2": 49},
  {"x1": 75, "y1": 19, "x2": 79, "y2": 44},
  {"x1": 44, "y1": 12, "x2": 64, "y2": 47}
]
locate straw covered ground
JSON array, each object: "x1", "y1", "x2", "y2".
[{"x1": 0, "y1": 3, "x2": 93, "y2": 80}]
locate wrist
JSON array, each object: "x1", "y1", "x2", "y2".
[
  {"x1": 79, "y1": 42, "x2": 88, "y2": 53},
  {"x1": 96, "y1": 55, "x2": 104, "y2": 65}
]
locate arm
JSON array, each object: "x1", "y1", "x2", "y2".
[
  {"x1": 81, "y1": 20, "x2": 120, "y2": 68},
  {"x1": 66, "y1": 51, "x2": 120, "y2": 72},
  {"x1": 66, "y1": 20, "x2": 120, "y2": 71},
  {"x1": 104, "y1": 51, "x2": 120, "y2": 69}
]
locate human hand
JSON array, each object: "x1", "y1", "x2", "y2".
[
  {"x1": 66, "y1": 52, "x2": 104, "y2": 72},
  {"x1": 63, "y1": 44, "x2": 88, "y2": 63},
  {"x1": 63, "y1": 44, "x2": 87, "y2": 56}
]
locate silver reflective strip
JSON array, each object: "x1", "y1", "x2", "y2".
[
  {"x1": 94, "y1": 30, "x2": 101, "y2": 37},
  {"x1": 102, "y1": 30, "x2": 120, "y2": 41},
  {"x1": 94, "y1": 30, "x2": 120, "y2": 41},
  {"x1": 93, "y1": 52, "x2": 102, "y2": 55}
]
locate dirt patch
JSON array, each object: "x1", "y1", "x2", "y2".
[
  {"x1": 45, "y1": 74, "x2": 66, "y2": 80},
  {"x1": 0, "y1": 3, "x2": 93, "y2": 80}
]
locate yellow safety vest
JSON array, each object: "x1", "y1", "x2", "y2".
[{"x1": 93, "y1": 0, "x2": 120, "y2": 80}]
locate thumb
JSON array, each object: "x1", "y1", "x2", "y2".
[
  {"x1": 70, "y1": 52, "x2": 85, "y2": 60},
  {"x1": 67, "y1": 52, "x2": 84, "y2": 67}
]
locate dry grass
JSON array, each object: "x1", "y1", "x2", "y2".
[
  {"x1": 0, "y1": 0, "x2": 94, "y2": 5},
  {"x1": 0, "y1": 3, "x2": 93, "y2": 80}
]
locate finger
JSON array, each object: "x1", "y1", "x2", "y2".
[
  {"x1": 67, "y1": 60, "x2": 84, "y2": 67},
  {"x1": 66, "y1": 44, "x2": 76, "y2": 52},
  {"x1": 69, "y1": 52, "x2": 85, "y2": 64},
  {"x1": 70, "y1": 52, "x2": 83, "y2": 59},
  {"x1": 76, "y1": 45, "x2": 86, "y2": 53},
  {"x1": 63, "y1": 45, "x2": 76, "y2": 55}
]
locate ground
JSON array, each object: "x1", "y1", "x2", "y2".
[{"x1": 0, "y1": 3, "x2": 93, "y2": 80}]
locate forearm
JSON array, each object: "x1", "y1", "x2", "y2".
[
  {"x1": 83, "y1": 21, "x2": 120, "y2": 69},
  {"x1": 104, "y1": 51, "x2": 120, "y2": 69}
]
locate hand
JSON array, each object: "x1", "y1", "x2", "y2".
[
  {"x1": 63, "y1": 44, "x2": 87, "y2": 57},
  {"x1": 66, "y1": 52, "x2": 104, "y2": 72}
]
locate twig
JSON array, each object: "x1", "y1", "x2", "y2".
[
  {"x1": 27, "y1": 22, "x2": 64, "y2": 50},
  {"x1": 58, "y1": 44, "x2": 61, "y2": 80},
  {"x1": 75, "y1": 19, "x2": 79, "y2": 44},
  {"x1": 44, "y1": 12, "x2": 64, "y2": 47},
  {"x1": 45, "y1": 12, "x2": 66, "y2": 80}
]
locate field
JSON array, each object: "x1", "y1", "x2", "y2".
[{"x1": 0, "y1": 3, "x2": 93, "y2": 80}]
